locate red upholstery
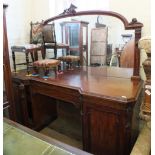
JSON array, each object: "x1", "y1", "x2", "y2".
[{"x1": 33, "y1": 59, "x2": 60, "y2": 67}]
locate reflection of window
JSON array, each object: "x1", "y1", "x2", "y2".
[{"x1": 49, "y1": 0, "x2": 109, "y2": 16}]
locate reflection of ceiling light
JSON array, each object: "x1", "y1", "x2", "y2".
[{"x1": 121, "y1": 34, "x2": 132, "y2": 44}]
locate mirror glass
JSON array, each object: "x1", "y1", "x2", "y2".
[{"x1": 47, "y1": 15, "x2": 135, "y2": 68}]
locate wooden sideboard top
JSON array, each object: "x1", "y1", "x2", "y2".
[{"x1": 12, "y1": 66, "x2": 143, "y2": 103}]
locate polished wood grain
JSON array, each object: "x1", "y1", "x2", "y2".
[
  {"x1": 12, "y1": 66, "x2": 141, "y2": 102},
  {"x1": 3, "y1": 5, "x2": 16, "y2": 120},
  {"x1": 120, "y1": 39, "x2": 134, "y2": 68},
  {"x1": 12, "y1": 66, "x2": 143, "y2": 155},
  {"x1": 29, "y1": 66, "x2": 141, "y2": 102}
]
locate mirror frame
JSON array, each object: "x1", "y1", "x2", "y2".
[{"x1": 43, "y1": 10, "x2": 143, "y2": 79}]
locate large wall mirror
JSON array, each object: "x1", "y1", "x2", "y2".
[{"x1": 43, "y1": 9, "x2": 143, "y2": 78}]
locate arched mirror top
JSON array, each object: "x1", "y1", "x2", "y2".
[
  {"x1": 42, "y1": 7, "x2": 143, "y2": 79},
  {"x1": 43, "y1": 10, "x2": 143, "y2": 30}
]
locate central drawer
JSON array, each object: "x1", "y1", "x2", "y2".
[{"x1": 30, "y1": 80, "x2": 81, "y2": 108}]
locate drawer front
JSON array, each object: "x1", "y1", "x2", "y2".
[{"x1": 30, "y1": 81, "x2": 81, "y2": 108}]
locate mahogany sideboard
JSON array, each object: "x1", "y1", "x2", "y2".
[{"x1": 12, "y1": 66, "x2": 143, "y2": 155}]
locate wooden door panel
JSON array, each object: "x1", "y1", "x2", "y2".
[{"x1": 89, "y1": 109, "x2": 120, "y2": 155}]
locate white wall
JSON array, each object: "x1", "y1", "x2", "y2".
[
  {"x1": 5, "y1": 0, "x2": 33, "y2": 45},
  {"x1": 109, "y1": 0, "x2": 151, "y2": 37},
  {"x1": 109, "y1": 0, "x2": 150, "y2": 80},
  {"x1": 31, "y1": 0, "x2": 50, "y2": 21},
  {"x1": 4, "y1": 0, "x2": 33, "y2": 70},
  {"x1": 4, "y1": 0, "x2": 50, "y2": 70},
  {"x1": 5, "y1": 0, "x2": 150, "y2": 76}
]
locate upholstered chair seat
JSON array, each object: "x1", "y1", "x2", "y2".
[
  {"x1": 33, "y1": 59, "x2": 61, "y2": 78},
  {"x1": 33, "y1": 59, "x2": 60, "y2": 67},
  {"x1": 58, "y1": 55, "x2": 80, "y2": 70},
  {"x1": 11, "y1": 44, "x2": 42, "y2": 51},
  {"x1": 58, "y1": 55, "x2": 80, "y2": 62}
]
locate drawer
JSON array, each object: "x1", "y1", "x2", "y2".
[{"x1": 30, "y1": 81, "x2": 81, "y2": 108}]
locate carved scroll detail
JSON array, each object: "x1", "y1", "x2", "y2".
[{"x1": 60, "y1": 4, "x2": 77, "y2": 15}]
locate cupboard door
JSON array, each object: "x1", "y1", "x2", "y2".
[{"x1": 83, "y1": 106, "x2": 128, "y2": 155}]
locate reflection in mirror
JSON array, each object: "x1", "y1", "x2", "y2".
[{"x1": 47, "y1": 15, "x2": 135, "y2": 68}]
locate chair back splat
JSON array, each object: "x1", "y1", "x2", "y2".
[{"x1": 42, "y1": 23, "x2": 69, "y2": 59}]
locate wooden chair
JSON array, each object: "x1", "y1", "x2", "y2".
[
  {"x1": 11, "y1": 22, "x2": 45, "y2": 75},
  {"x1": 42, "y1": 23, "x2": 69, "y2": 59}
]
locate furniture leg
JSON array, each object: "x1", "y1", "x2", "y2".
[
  {"x1": 61, "y1": 61, "x2": 65, "y2": 70},
  {"x1": 34, "y1": 49, "x2": 38, "y2": 61},
  {"x1": 62, "y1": 49, "x2": 65, "y2": 56},
  {"x1": 69, "y1": 62, "x2": 73, "y2": 70},
  {"x1": 32, "y1": 66, "x2": 39, "y2": 76},
  {"x1": 25, "y1": 52, "x2": 30, "y2": 75},
  {"x1": 54, "y1": 66, "x2": 57, "y2": 76},
  {"x1": 66, "y1": 62, "x2": 70, "y2": 69},
  {"x1": 43, "y1": 67, "x2": 49, "y2": 78},
  {"x1": 12, "y1": 50, "x2": 16, "y2": 72},
  {"x1": 78, "y1": 60, "x2": 80, "y2": 67},
  {"x1": 30, "y1": 52, "x2": 34, "y2": 62},
  {"x1": 58, "y1": 64, "x2": 62, "y2": 73},
  {"x1": 41, "y1": 47, "x2": 46, "y2": 59},
  {"x1": 54, "y1": 47, "x2": 57, "y2": 59}
]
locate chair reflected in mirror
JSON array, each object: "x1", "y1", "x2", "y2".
[
  {"x1": 42, "y1": 23, "x2": 69, "y2": 59},
  {"x1": 11, "y1": 22, "x2": 45, "y2": 75}
]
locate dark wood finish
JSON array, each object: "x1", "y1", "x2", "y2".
[
  {"x1": 12, "y1": 66, "x2": 143, "y2": 155},
  {"x1": 3, "y1": 4, "x2": 16, "y2": 120},
  {"x1": 42, "y1": 23, "x2": 69, "y2": 59},
  {"x1": 60, "y1": 21, "x2": 89, "y2": 65},
  {"x1": 82, "y1": 93, "x2": 142, "y2": 155},
  {"x1": 120, "y1": 39, "x2": 134, "y2": 68},
  {"x1": 12, "y1": 76, "x2": 32, "y2": 127},
  {"x1": 4, "y1": 118, "x2": 92, "y2": 155},
  {"x1": 12, "y1": 76, "x2": 58, "y2": 130},
  {"x1": 31, "y1": 93, "x2": 58, "y2": 130},
  {"x1": 12, "y1": 82, "x2": 30, "y2": 126},
  {"x1": 43, "y1": 10, "x2": 143, "y2": 78}
]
